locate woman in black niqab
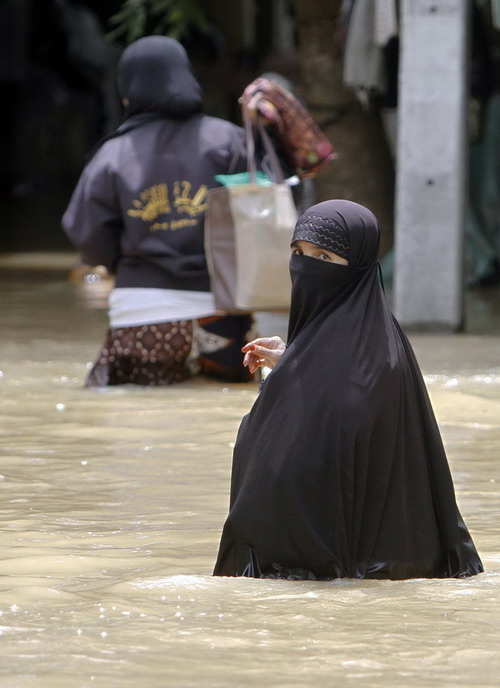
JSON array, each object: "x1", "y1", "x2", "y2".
[{"x1": 213, "y1": 200, "x2": 483, "y2": 580}]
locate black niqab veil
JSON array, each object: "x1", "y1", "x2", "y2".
[{"x1": 213, "y1": 200, "x2": 483, "y2": 580}]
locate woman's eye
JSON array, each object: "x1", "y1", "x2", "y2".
[
  {"x1": 291, "y1": 248, "x2": 302, "y2": 255},
  {"x1": 319, "y1": 253, "x2": 331, "y2": 261}
]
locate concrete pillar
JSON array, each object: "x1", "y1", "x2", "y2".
[{"x1": 394, "y1": 0, "x2": 469, "y2": 330}]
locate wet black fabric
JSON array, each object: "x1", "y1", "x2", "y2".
[{"x1": 213, "y1": 200, "x2": 483, "y2": 580}]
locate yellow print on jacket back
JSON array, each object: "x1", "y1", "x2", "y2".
[
  {"x1": 127, "y1": 181, "x2": 208, "y2": 227},
  {"x1": 173, "y1": 181, "x2": 208, "y2": 217},
  {"x1": 127, "y1": 184, "x2": 171, "y2": 221}
]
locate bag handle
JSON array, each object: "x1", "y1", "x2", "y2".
[{"x1": 244, "y1": 112, "x2": 285, "y2": 185}]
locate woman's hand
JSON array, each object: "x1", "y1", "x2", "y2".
[{"x1": 241, "y1": 336, "x2": 286, "y2": 374}]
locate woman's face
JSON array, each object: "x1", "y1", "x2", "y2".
[{"x1": 291, "y1": 240, "x2": 348, "y2": 265}]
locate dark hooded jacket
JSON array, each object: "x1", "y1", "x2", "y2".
[
  {"x1": 214, "y1": 200, "x2": 483, "y2": 580},
  {"x1": 62, "y1": 36, "x2": 246, "y2": 292}
]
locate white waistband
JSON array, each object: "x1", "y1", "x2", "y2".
[{"x1": 108, "y1": 288, "x2": 217, "y2": 327}]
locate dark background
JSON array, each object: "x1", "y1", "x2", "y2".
[{"x1": 0, "y1": 0, "x2": 295, "y2": 252}]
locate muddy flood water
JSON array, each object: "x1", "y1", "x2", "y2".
[{"x1": 1, "y1": 259, "x2": 500, "y2": 688}]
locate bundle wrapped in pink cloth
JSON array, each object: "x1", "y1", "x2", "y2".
[{"x1": 240, "y1": 77, "x2": 336, "y2": 178}]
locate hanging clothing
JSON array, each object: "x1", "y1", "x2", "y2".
[
  {"x1": 466, "y1": 93, "x2": 500, "y2": 284},
  {"x1": 343, "y1": 0, "x2": 398, "y2": 98},
  {"x1": 213, "y1": 200, "x2": 483, "y2": 580}
]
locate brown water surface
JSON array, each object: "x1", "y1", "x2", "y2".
[{"x1": 0, "y1": 262, "x2": 499, "y2": 687}]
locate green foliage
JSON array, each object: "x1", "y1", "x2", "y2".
[{"x1": 106, "y1": 0, "x2": 208, "y2": 44}]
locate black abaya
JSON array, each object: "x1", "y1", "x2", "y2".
[{"x1": 213, "y1": 201, "x2": 483, "y2": 580}]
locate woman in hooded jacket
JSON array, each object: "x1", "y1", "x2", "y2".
[
  {"x1": 63, "y1": 36, "x2": 253, "y2": 386},
  {"x1": 213, "y1": 200, "x2": 483, "y2": 580}
]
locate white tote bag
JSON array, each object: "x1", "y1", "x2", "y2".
[
  {"x1": 204, "y1": 118, "x2": 297, "y2": 312},
  {"x1": 228, "y1": 182, "x2": 296, "y2": 310}
]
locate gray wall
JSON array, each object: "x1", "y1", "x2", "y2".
[{"x1": 394, "y1": 0, "x2": 469, "y2": 330}]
